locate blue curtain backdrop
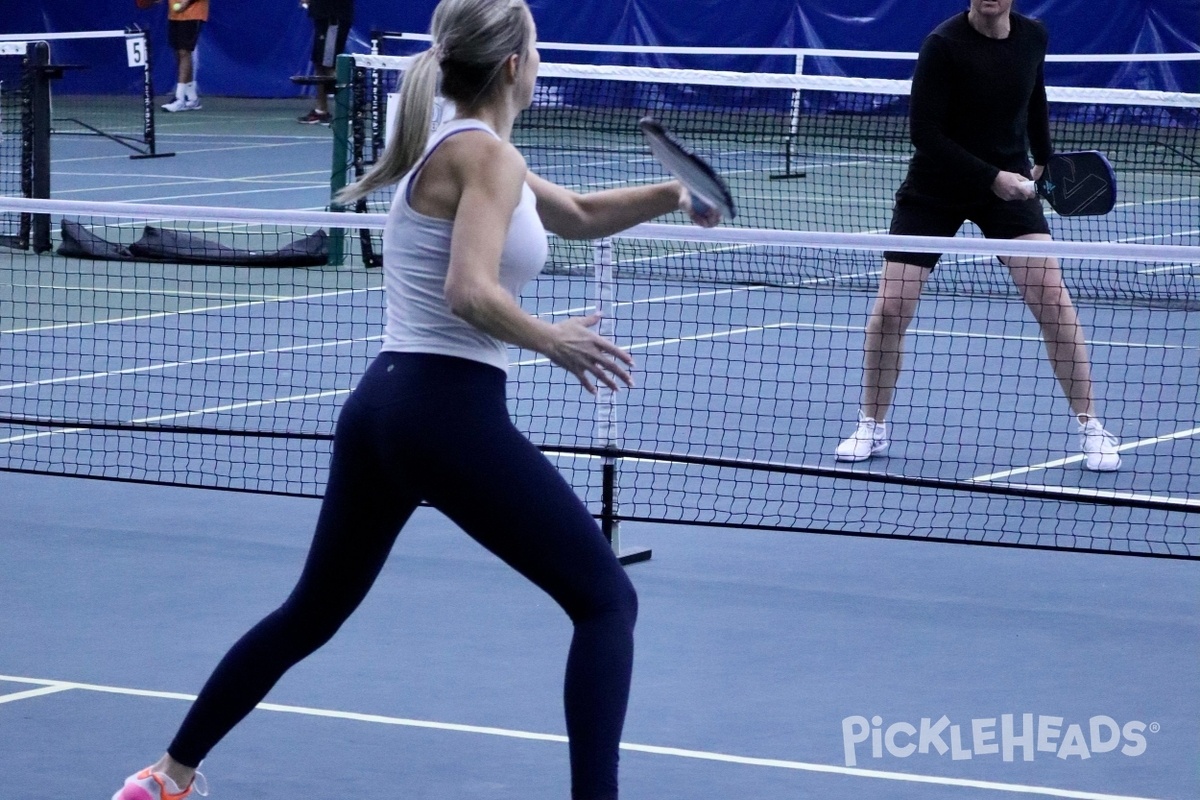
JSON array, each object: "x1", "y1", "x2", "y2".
[{"x1": 2, "y1": 1, "x2": 1197, "y2": 96}]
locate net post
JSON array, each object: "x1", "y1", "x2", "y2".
[
  {"x1": 328, "y1": 53, "x2": 354, "y2": 267},
  {"x1": 13, "y1": 45, "x2": 34, "y2": 250},
  {"x1": 369, "y1": 39, "x2": 385, "y2": 159},
  {"x1": 130, "y1": 27, "x2": 174, "y2": 160},
  {"x1": 28, "y1": 41, "x2": 51, "y2": 252},
  {"x1": 350, "y1": 60, "x2": 380, "y2": 267},
  {"x1": 593, "y1": 238, "x2": 651, "y2": 566},
  {"x1": 770, "y1": 52, "x2": 807, "y2": 180}
]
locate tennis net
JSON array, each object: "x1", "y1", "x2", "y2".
[
  {"x1": 0, "y1": 29, "x2": 167, "y2": 159},
  {"x1": 332, "y1": 54, "x2": 1200, "y2": 303},
  {"x1": 0, "y1": 41, "x2": 51, "y2": 252},
  {"x1": 1, "y1": 197, "x2": 1197, "y2": 558},
  {"x1": 0, "y1": 48, "x2": 32, "y2": 249}
]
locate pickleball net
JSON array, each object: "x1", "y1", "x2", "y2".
[
  {"x1": 1, "y1": 197, "x2": 1197, "y2": 557},
  {"x1": 0, "y1": 40, "x2": 44, "y2": 250},
  {"x1": 331, "y1": 53, "x2": 1200, "y2": 273},
  {"x1": 1, "y1": 29, "x2": 168, "y2": 248},
  {"x1": 0, "y1": 29, "x2": 167, "y2": 160}
]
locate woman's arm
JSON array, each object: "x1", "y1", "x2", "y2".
[
  {"x1": 442, "y1": 137, "x2": 633, "y2": 393},
  {"x1": 526, "y1": 171, "x2": 718, "y2": 240}
]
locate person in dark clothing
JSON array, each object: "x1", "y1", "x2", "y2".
[
  {"x1": 835, "y1": 0, "x2": 1121, "y2": 472},
  {"x1": 111, "y1": 2, "x2": 721, "y2": 800},
  {"x1": 298, "y1": 0, "x2": 354, "y2": 123}
]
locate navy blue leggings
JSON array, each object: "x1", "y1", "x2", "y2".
[{"x1": 168, "y1": 352, "x2": 638, "y2": 800}]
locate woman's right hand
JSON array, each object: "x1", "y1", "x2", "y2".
[
  {"x1": 992, "y1": 170, "x2": 1036, "y2": 201},
  {"x1": 545, "y1": 313, "x2": 634, "y2": 394},
  {"x1": 679, "y1": 185, "x2": 722, "y2": 228}
]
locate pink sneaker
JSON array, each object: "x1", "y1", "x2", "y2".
[{"x1": 112, "y1": 767, "x2": 208, "y2": 800}]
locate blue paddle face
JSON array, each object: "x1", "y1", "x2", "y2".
[{"x1": 1038, "y1": 151, "x2": 1117, "y2": 216}]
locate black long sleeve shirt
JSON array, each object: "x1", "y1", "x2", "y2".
[
  {"x1": 905, "y1": 11, "x2": 1053, "y2": 201},
  {"x1": 308, "y1": 0, "x2": 354, "y2": 23}
]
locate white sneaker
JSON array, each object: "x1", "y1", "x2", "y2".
[
  {"x1": 1079, "y1": 418, "x2": 1121, "y2": 472},
  {"x1": 113, "y1": 766, "x2": 208, "y2": 800},
  {"x1": 835, "y1": 413, "x2": 888, "y2": 461},
  {"x1": 161, "y1": 98, "x2": 202, "y2": 113}
]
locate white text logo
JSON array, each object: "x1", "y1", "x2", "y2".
[{"x1": 841, "y1": 715, "x2": 1154, "y2": 766}]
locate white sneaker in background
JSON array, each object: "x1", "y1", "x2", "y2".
[
  {"x1": 161, "y1": 98, "x2": 201, "y2": 112},
  {"x1": 835, "y1": 413, "x2": 889, "y2": 462},
  {"x1": 1079, "y1": 418, "x2": 1121, "y2": 472}
]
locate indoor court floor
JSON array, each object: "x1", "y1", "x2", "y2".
[{"x1": 1, "y1": 97, "x2": 1197, "y2": 800}]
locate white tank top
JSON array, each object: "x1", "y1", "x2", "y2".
[{"x1": 380, "y1": 118, "x2": 548, "y2": 372}]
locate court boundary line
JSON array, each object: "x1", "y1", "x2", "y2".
[
  {"x1": 972, "y1": 426, "x2": 1200, "y2": 485},
  {"x1": 0, "y1": 674, "x2": 1168, "y2": 800},
  {"x1": 2, "y1": 286, "x2": 378, "y2": 336},
  {"x1": 53, "y1": 140, "x2": 331, "y2": 166},
  {"x1": 0, "y1": 684, "x2": 76, "y2": 704}
]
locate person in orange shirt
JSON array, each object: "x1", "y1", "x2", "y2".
[{"x1": 162, "y1": 0, "x2": 209, "y2": 112}]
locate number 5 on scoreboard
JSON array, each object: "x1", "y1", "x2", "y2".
[{"x1": 126, "y1": 36, "x2": 147, "y2": 68}]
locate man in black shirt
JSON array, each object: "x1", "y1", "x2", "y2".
[
  {"x1": 298, "y1": 0, "x2": 354, "y2": 124},
  {"x1": 835, "y1": 0, "x2": 1121, "y2": 472}
]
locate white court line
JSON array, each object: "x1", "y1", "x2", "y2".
[
  {"x1": 972, "y1": 426, "x2": 1200, "y2": 484},
  {"x1": 31, "y1": 216, "x2": 335, "y2": 235},
  {"x1": 51, "y1": 140, "x2": 326, "y2": 166},
  {"x1": 969, "y1": 481, "x2": 1200, "y2": 510},
  {"x1": 0, "y1": 675, "x2": 1166, "y2": 800},
  {"x1": 133, "y1": 391, "x2": 350, "y2": 425},
  {"x1": 57, "y1": 179, "x2": 326, "y2": 197},
  {"x1": 1, "y1": 391, "x2": 356, "y2": 447},
  {"x1": 80, "y1": 184, "x2": 328, "y2": 204},
  {"x1": 0, "y1": 426, "x2": 85, "y2": 446},
  {"x1": 153, "y1": 132, "x2": 333, "y2": 141},
  {"x1": 0, "y1": 684, "x2": 76, "y2": 705},
  {"x1": 3, "y1": 286, "x2": 376, "y2": 336},
  {"x1": 0, "y1": 337, "x2": 379, "y2": 394},
  {"x1": 1138, "y1": 262, "x2": 1200, "y2": 275},
  {"x1": 54, "y1": 169, "x2": 328, "y2": 183},
  {"x1": 7, "y1": 348, "x2": 554, "y2": 443},
  {"x1": 1116, "y1": 228, "x2": 1200, "y2": 246},
  {"x1": 4, "y1": 282, "x2": 279, "y2": 301}
]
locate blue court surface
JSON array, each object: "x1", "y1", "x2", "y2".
[
  {"x1": 1, "y1": 98, "x2": 1198, "y2": 799},
  {"x1": 2, "y1": 470, "x2": 1198, "y2": 800}
]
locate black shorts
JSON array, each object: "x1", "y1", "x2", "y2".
[
  {"x1": 168, "y1": 20, "x2": 203, "y2": 52},
  {"x1": 883, "y1": 181, "x2": 1051, "y2": 270},
  {"x1": 311, "y1": 18, "x2": 351, "y2": 69}
]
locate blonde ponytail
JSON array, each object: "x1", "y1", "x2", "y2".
[
  {"x1": 336, "y1": 0, "x2": 531, "y2": 205},
  {"x1": 336, "y1": 48, "x2": 441, "y2": 204}
]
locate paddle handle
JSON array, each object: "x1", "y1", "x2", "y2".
[
  {"x1": 1018, "y1": 179, "x2": 1040, "y2": 199},
  {"x1": 688, "y1": 191, "x2": 712, "y2": 216}
]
